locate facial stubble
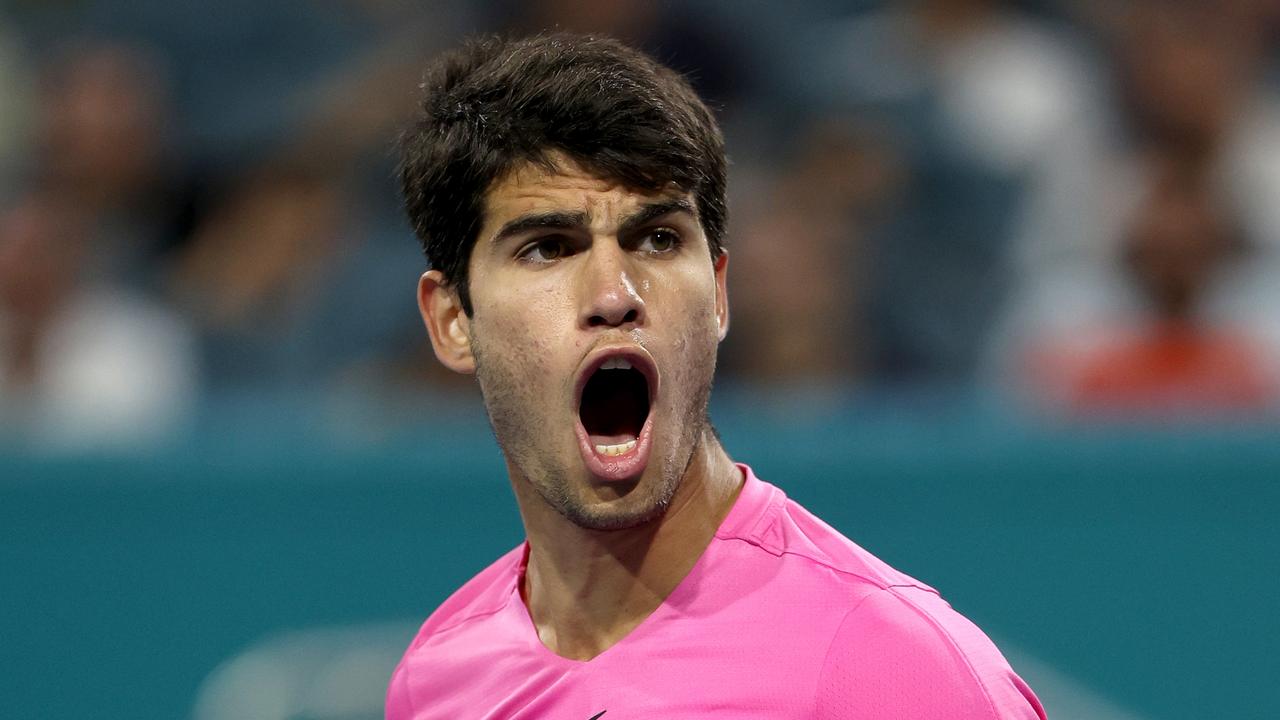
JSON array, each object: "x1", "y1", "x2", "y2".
[{"x1": 469, "y1": 317, "x2": 719, "y2": 532}]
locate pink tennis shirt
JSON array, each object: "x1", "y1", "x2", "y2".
[{"x1": 386, "y1": 465, "x2": 1046, "y2": 719}]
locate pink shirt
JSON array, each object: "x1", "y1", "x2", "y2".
[{"x1": 387, "y1": 465, "x2": 1046, "y2": 719}]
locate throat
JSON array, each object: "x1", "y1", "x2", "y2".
[
  {"x1": 519, "y1": 431, "x2": 744, "y2": 660},
  {"x1": 524, "y1": 573, "x2": 660, "y2": 661}
]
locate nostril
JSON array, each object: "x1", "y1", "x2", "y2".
[{"x1": 587, "y1": 308, "x2": 640, "y2": 328}]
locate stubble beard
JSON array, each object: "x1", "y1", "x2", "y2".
[{"x1": 470, "y1": 323, "x2": 719, "y2": 532}]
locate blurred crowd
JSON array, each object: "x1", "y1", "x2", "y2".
[{"x1": 1, "y1": 0, "x2": 1279, "y2": 448}]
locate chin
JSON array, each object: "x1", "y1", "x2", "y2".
[
  {"x1": 562, "y1": 496, "x2": 670, "y2": 532},
  {"x1": 552, "y1": 465, "x2": 680, "y2": 531}
]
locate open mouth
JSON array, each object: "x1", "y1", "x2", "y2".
[
  {"x1": 579, "y1": 356, "x2": 651, "y2": 456},
  {"x1": 573, "y1": 349, "x2": 658, "y2": 481}
]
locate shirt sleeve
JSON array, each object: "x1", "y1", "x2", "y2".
[
  {"x1": 814, "y1": 586, "x2": 1047, "y2": 719},
  {"x1": 385, "y1": 657, "x2": 415, "y2": 720}
]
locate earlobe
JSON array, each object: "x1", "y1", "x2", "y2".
[
  {"x1": 418, "y1": 270, "x2": 476, "y2": 374},
  {"x1": 714, "y1": 251, "x2": 730, "y2": 341}
]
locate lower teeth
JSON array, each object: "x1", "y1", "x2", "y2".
[{"x1": 595, "y1": 439, "x2": 637, "y2": 456}]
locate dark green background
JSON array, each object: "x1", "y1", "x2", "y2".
[{"x1": 3, "y1": 399, "x2": 1277, "y2": 719}]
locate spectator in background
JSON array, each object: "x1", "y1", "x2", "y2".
[
  {"x1": 0, "y1": 189, "x2": 197, "y2": 447},
  {"x1": 31, "y1": 40, "x2": 186, "y2": 289},
  {"x1": 987, "y1": 0, "x2": 1280, "y2": 417},
  {"x1": 169, "y1": 158, "x2": 351, "y2": 386},
  {"x1": 1015, "y1": 160, "x2": 1279, "y2": 414},
  {"x1": 495, "y1": 0, "x2": 750, "y2": 117},
  {"x1": 1111, "y1": 0, "x2": 1280, "y2": 250},
  {"x1": 0, "y1": 1, "x2": 466, "y2": 394},
  {"x1": 163, "y1": 1, "x2": 467, "y2": 393},
  {"x1": 789, "y1": 0, "x2": 1106, "y2": 386},
  {"x1": 0, "y1": 38, "x2": 198, "y2": 448},
  {"x1": 723, "y1": 117, "x2": 901, "y2": 389}
]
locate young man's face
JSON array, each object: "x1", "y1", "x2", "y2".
[{"x1": 420, "y1": 155, "x2": 729, "y2": 530}]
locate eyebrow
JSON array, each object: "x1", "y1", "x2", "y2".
[
  {"x1": 618, "y1": 198, "x2": 696, "y2": 237},
  {"x1": 491, "y1": 210, "x2": 589, "y2": 245},
  {"x1": 489, "y1": 198, "x2": 696, "y2": 246}
]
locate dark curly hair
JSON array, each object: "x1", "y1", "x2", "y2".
[{"x1": 398, "y1": 33, "x2": 727, "y2": 315}]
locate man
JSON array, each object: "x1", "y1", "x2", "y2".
[{"x1": 389, "y1": 33, "x2": 1046, "y2": 719}]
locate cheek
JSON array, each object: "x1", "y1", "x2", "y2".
[
  {"x1": 482, "y1": 316, "x2": 547, "y2": 380},
  {"x1": 656, "y1": 277, "x2": 722, "y2": 378},
  {"x1": 660, "y1": 270, "x2": 721, "y2": 336},
  {"x1": 475, "y1": 284, "x2": 578, "y2": 376}
]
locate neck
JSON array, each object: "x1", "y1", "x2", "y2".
[{"x1": 516, "y1": 431, "x2": 742, "y2": 660}]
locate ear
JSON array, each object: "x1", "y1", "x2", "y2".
[
  {"x1": 418, "y1": 270, "x2": 475, "y2": 374},
  {"x1": 713, "y1": 251, "x2": 730, "y2": 341}
]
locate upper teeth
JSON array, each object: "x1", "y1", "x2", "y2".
[{"x1": 599, "y1": 357, "x2": 633, "y2": 371}]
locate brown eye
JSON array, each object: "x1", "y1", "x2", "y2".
[
  {"x1": 640, "y1": 229, "x2": 678, "y2": 253},
  {"x1": 520, "y1": 237, "x2": 568, "y2": 263}
]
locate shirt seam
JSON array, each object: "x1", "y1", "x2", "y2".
[
  {"x1": 811, "y1": 586, "x2": 1004, "y2": 719},
  {"x1": 886, "y1": 586, "x2": 1004, "y2": 719},
  {"x1": 424, "y1": 591, "x2": 516, "y2": 640},
  {"x1": 717, "y1": 488, "x2": 939, "y2": 594},
  {"x1": 715, "y1": 533, "x2": 939, "y2": 596},
  {"x1": 716, "y1": 480, "x2": 782, "y2": 542},
  {"x1": 811, "y1": 588, "x2": 882, "y2": 716},
  {"x1": 415, "y1": 554, "x2": 524, "y2": 641},
  {"x1": 388, "y1": 659, "x2": 416, "y2": 717}
]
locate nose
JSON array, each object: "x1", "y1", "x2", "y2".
[{"x1": 578, "y1": 240, "x2": 646, "y2": 329}]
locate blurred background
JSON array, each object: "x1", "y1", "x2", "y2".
[{"x1": 1, "y1": 0, "x2": 1278, "y2": 718}]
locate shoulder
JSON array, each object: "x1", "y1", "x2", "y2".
[
  {"x1": 409, "y1": 543, "x2": 525, "y2": 642},
  {"x1": 721, "y1": 474, "x2": 934, "y2": 594},
  {"x1": 385, "y1": 544, "x2": 525, "y2": 719},
  {"x1": 814, "y1": 586, "x2": 1046, "y2": 719},
  {"x1": 392, "y1": 546, "x2": 524, "y2": 647},
  {"x1": 727, "y1": 472, "x2": 1043, "y2": 718}
]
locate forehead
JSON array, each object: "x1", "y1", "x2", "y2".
[{"x1": 481, "y1": 156, "x2": 691, "y2": 231}]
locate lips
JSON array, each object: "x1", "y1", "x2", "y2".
[{"x1": 573, "y1": 346, "x2": 659, "y2": 482}]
